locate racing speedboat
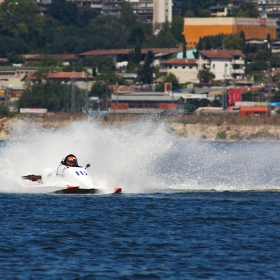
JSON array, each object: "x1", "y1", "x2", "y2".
[{"x1": 20, "y1": 160, "x2": 122, "y2": 195}]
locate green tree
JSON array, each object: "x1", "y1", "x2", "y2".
[
  {"x1": 128, "y1": 24, "x2": 145, "y2": 45},
  {"x1": 89, "y1": 82, "x2": 112, "y2": 101},
  {"x1": 171, "y1": 17, "x2": 184, "y2": 43},
  {"x1": 196, "y1": 34, "x2": 225, "y2": 51},
  {"x1": 181, "y1": 0, "x2": 230, "y2": 17},
  {"x1": 197, "y1": 9, "x2": 211, "y2": 17},
  {"x1": 0, "y1": 35, "x2": 29, "y2": 58},
  {"x1": 40, "y1": 17, "x2": 61, "y2": 53},
  {"x1": 40, "y1": 57, "x2": 62, "y2": 67},
  {"x1": 155, "y1": 73, "x2": 180, "y2": 92},
  {"x1": 49, "y1": 16, "x2": 127, "y2": 53},
  {"x1": 137, "y1": 50, "x2": 154, "y2": 84},
  {"x1": 222, "y1": 34, "x2": 244, "y2": 50},
  {"x1": 6, "y1": 52, "x2": 24, "y2": 63},
  {"x1": 228, "y1": 1, "x2": 258, "y2": 18},
  {"x1": 240, "y1": 31, "x2": 246, "y2": 53},
  {"x1": 17, "y1": 81, "x2": 84, "y2": 112},
  {"x1": 0, "y1": 103, "x2": 10, "y2": 117},
  {"x1": 127, "y1": 42, "x2": 142, "y2": 73},
  {"x1": 184, "y1": 10, "x2": 196, "y2": 17},
  {"x1": 77, "y1": 6, "x2": 99, "y2": 27},
  {"x1": 128, "y1": 42, "x2": 142, "y2": 63},
  {"x1": 198, "y1": 70, "x2": 215, "y2": 84},
  {"x1": 183, "y1": 36, "x2": 187, "y2": 58},
  {"x1": 145, "y1": 21, "x2": 177, "y2": 48},
  {"x1": 0, "y1": 0, "x2": 46, "y2": 51},
  {"x1": 48, "y1": 0, "x2": 79, "y2": 26},
  {"x1": 120, "y1": 1, "x2": 137, "y2": 27}
]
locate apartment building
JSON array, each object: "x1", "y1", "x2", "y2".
[
  {"x1": 258, "y1": 0, "x2": 280, "y2": 17},
  {"x1": 101, "y1": 0, "x2": 174, "y2": 24},
  {"x1": 153, "y1": 0, "x2": 172, "y2": 26},
  {"x1": 0, "y1": 0, "x2": 180, "y2": 24},
  {"x1": 94, "y1": 0, "x2": 153, "y2": 22}
]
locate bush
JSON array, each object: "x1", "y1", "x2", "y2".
[
  {"x1": 216, "y1": 130, "x2": 227, "y2": 140},
  {"x1": 186, "y1": 104, "x2": 196, "y2": 113},
  {"x1": 0, "y1": 103, "x2": 10, "y2": 118}
]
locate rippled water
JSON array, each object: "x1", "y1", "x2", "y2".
[
  {"x1": 0, "y1": 192, "x2": 280, "y2": 279},
  {"x1": 0, "y1": 119, "x2": 280, "y2": 279}
]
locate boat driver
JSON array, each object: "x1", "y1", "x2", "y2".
[{"x1": 62, "y1": 154, "x2": 79, "y2": 167}]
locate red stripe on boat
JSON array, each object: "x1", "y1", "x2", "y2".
[
  {"x1": 114, "y1": 187, "x2": 122, "y2": 194},
  {"x1": 67, "y1": 186, "x2": 80, "y2": 189}
]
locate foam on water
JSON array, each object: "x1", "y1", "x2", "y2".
[{"x1": 0, "y1": 118, "x2": 279, "y2": 193}]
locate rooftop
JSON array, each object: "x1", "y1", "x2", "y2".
[
  {"x1": 161, "y1": 58, "x2": 197, "y2": 65},
  {"x1": 199, "y1": 50, "x2": 246, "y2": 59},
  {"x1": 80, "y1": 48, "x2": 182, "y2": 56}
]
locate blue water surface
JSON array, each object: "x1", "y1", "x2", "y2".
[{"x1": 0, "y1": 191, "x2": 280, "y2": 279}]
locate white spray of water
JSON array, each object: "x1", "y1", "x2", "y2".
[{"x1": 0, "y1": 118, "x2": 279, "y2": 193}]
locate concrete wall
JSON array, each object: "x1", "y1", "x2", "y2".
[{"x1": 160, "y1": 66, "x2": 198, "y2": 83}]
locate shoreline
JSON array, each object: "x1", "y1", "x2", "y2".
[{"x1": 1, "y1": 113, "x2": 280, "y2": 142}]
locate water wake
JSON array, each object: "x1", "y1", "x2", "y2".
[{"x1": 0, "y1": 118, "x2": 279, "y2": 193}]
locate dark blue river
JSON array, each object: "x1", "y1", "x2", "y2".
[
  {"x1": 0, "y1": 192, "x2": 280, "y2": 279},
  {"x1": 0, "y1": 120, "x2": 280, "y2": 278}
]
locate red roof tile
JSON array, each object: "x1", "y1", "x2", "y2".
[
  {"x1": 80, "y1": 48, "x2": 182, "y2": 56},
  {"x1": 21, "y1": 71, "x2": 94, "y2": 81},
  {"x1": 47, "y1": 72, "x2": 93, "y2": 79},
  {"x1": 161, "y1": 58, "x2": 197, "y2": 65},
  {"x1": 23, "y1": 54, "x2": 79, "y2": 61},
  {"x1": 199, "y1": 50, "x2": 246, "y2": 59},
  {"x1": 241, "y1": 86, "x2": 263, "y2": 93},
  {"x1": 110, "y1": 85, "x2": 134, "y2": 93},
  {"x1": 22, "y1": 72, "x2": 37, "y2": 80}
]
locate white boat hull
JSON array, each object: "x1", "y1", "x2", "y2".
[{"x1": 20, "y1": 165, "x2": 121, "y2": 194}]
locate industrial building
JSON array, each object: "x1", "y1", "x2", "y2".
[{"x1": 184, "y1": 17, "x2": 277, "y2": 49}]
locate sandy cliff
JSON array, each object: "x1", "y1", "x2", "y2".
[
  {"x1": 1, "y1": 113, "x2": 280, "y2": 142},
  {"x1": 169, "y1": 122, "x2": 280, "y2": 141}
]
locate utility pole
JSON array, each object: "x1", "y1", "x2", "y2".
[
  {"x1": 267, "y1": 61, "x2": 271, "y2": 116},
  {"x1": 71, "y1": 63, "x2": 76, "y2": 114},
  {"x1": 84, "y1": 71, "x2": 88, "y2": 114},
  {"x1": 105, "y1": 84, "x2": 108, "y2": 111},
  {"x1": 222, "y1": 63, "x2": 228, "y2": 111},
  {"x1": 116, "y1": 90, "x2": 118, "y2": 113},
  {"x1": 5, "y1": 86, "x2": 10, "y2": 108}
]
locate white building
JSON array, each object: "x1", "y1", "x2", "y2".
[
  {"x1": 129, "y1": 0, "x2": 154, "y2": 22},
  {"x1": 100, "y1": 0, "x2": 154, "y2": 23},
  {"x1": 197, "y1": 50, "x2": 246, "y2": 80},
  {"x1": 160, "y1": 58, "x2": 198, "y2": 84},
  {"x1": 153, "y1": 0, "x2": 172, "y2": 33}
]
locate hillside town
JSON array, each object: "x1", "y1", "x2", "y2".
[{"x1": 0, "y1": 0, "x2": 280, "y2": 117}]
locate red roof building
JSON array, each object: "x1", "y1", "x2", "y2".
[
  {"x1": 198, "y1": 50, "x2": 246, "y2": 80},
  {"x1": 23, "y1": 54, "x2": 79, "y2": 62},
  {"x1": 21, "y1": 72, "x2": 94, "y2": 84},
  {"x1": 21, "y1": 71, "x2": 94, "y2": 90}
]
